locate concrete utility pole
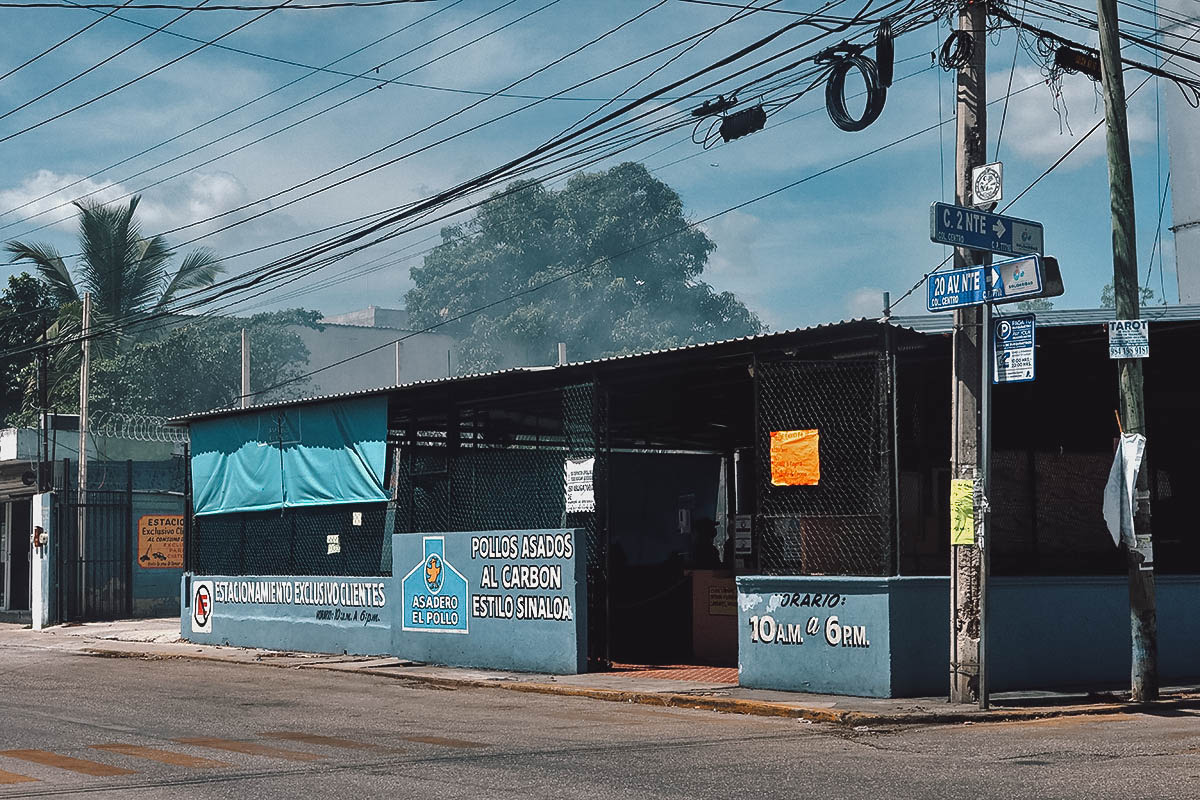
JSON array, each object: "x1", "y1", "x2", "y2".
[
  {"x1": 1096, "y1": 0, "x2": 1158, "y2": 701},
  {"x1": 949, "y1": 1, "x2": 988, "y2": 705},
  {"x1": 78, "y1": 292, "x2": 91, "y2": 598},
  {"x1": 240, "y1": 327, "x2": 250, "y2": 409}
]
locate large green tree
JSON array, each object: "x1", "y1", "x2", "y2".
[
  {"x1": 405, "y1": 163, "x2": 763, "y2": 373},
  {"x1": 0, "y1": 273, "x2": 53, "y2": 426}
]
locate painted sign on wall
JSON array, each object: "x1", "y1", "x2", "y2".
[
  {"x1": 137, "y1": 515, "x2": 184, "y2": 569},
  {"x1": 393, "y1": 529, "x2": 587, "y2": 674},
  {"x1": 181, "y1": 575, "x2": 391, "y2": 655}
]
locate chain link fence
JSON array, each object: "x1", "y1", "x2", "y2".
[
  {"x1": 191, "y1": 503, "x2": 389, "y2": 577},
  {"x1": 755, "y1": 358, "x2": 892, "y2": 576}
]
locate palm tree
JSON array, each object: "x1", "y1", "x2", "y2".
[
  {"x1": 6, "y1": 195, "x2": 223, "y2": 327},
  {"x1": 5, "y1": 195, "x2": 224, "y2": 404}
]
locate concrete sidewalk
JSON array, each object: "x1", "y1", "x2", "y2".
[{"x1": 5, "y1": 618, "x2": 1198, "y2": 726}]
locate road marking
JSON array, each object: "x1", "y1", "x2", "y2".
[
  {"x1": 90, "y1": 744, "x2": 230, "y2": 768},
  {"x1": 0, "y1": 750, "x2": 136, "y2": 777},
  {"x1": 172, "y1": 738, "x2": 323, "y2": 762},
  {"x1": 259, "y1": 732, "x2": 391, "y2": 751},
  {"x1": 402, "y1": 736, "x2": 487, "y2": 748},
  {"x1": 0, "y1": 769, "x2": 38, "y2": 785}
]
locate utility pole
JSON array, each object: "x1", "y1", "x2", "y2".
[
  {"x1": 241, "y1": 327, "x2": 251, "y2": 409},
  {"x1": 37, "y1": 314, "x2": 50, "y2": 492},
  {"x1": 1096, "y1": 0, "x2": 1158, "y2": 701},
  {"x1": 78, "y1": 292, "x2": 91, "y2": 601},
  {"x1": 949, "y1": 0, "x2": 988, "y2": 705}
]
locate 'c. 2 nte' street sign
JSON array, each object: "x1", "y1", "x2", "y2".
[
  {"x1": 926, "y1": 254, "x2": 1045, "y2": 312},
  {"x1": 993, "y1": 314, "x2": 1036, "y2": 383},
  {"x1": 929, "y1": 202, "x2": 1044, "y2": 256}
]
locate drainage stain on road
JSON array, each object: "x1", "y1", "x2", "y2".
[
  {"x1": 0, "y1": 732, "x2": 461, "y2": 786},
  {"x1": 0, "y1": 749, "x2": 137, "y2": 777},
  {"x1": 171, "y1": 737, "x2": 325, "y2": 761},
  {"x1": 90, "y1": 743, "x2": 231, "y2": 768}
]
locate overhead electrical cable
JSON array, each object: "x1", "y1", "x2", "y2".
[
  {"x1": 0, "y1": 0, "x2": 467, "y2": 225},
  {"x1": 0, "y1": 0, "x2": 209, "y2": 124},
  {"x1": 5, "y1": 0, "x2": 933, "y2": 354},
  {"x1": 0, "y1": 0, "x2": 528, "y2": 235},
  {"x1": 0, "y1": 0, "x2": 137, "y2": 83},
  {"x1": 0, "y1": 0, "x2": 294, "y2": 145}
]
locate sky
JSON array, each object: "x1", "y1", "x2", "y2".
[{"x1": 0, "y1": 0, "x2": 1191, "y2": 335}]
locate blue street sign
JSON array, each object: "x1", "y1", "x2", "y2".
[
  {"x1": 926, "y1": 264, "x2": 992, "y2": 311},
  {"x1": 993, "y1": 314, "x2": 1036, "y2": 383},
  {"x1": 930, "y1": 202, "x2": 1044, "y2": 256},
  {"x1": 926, "y1": 255, "x2": 1045, "y2": 312}
]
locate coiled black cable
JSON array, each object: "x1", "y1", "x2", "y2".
[
  {"x1": 875, "y1": 18, "x2": 894, "y2": 87},
  {"x1": 824, "y1": 51, "x2": 887, "y2": 131},
  {"x1": 939, "y1": 29, "x2": 973, "y2": 71}
]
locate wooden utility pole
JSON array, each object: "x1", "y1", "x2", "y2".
[
  {"x1": 240, "y1": 327, "x2": 251, "y2": 408},
  {"x1": 949, "y1": 1, "x2": 988, "y2": 705},
  {"x1": 1096, "y1": 0, "x2": 1158, "y2": 701}
]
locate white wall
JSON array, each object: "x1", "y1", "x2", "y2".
[
  {"x1": 291, "y1": 324, "x2": 455, "y2": 396},
  {"x1": 1162, "y1": 0, "x2": 1200, "y2": 302}
]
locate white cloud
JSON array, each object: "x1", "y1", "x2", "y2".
[
  {"x1": 992, "y1": 67, "x2": 1155, "y2": 164},
  {"x1": 846, "y1": 286, "x2": 886, "y2": 319}
]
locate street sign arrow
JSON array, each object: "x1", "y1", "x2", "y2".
[
  {"x1": 927, "y1": 254, "x2": 1047, "y2": 312},
  {"x1": 930, "y1": 202, "x2": 1043, "y2": 256}
]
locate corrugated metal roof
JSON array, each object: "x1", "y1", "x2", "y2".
[
  {"x1": 890, "y1": 304, "x2": 1200, "y2": 334},
  {"x1": 172, "y1": 317, "x2": 891, "y2": 423}
]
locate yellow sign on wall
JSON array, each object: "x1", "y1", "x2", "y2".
[
  {"x1": 950, "y1": 479, "x2": 975, "y2": 546},
  {"x1": 138, "y1": 515, "x2": 184, "y2": 569}
]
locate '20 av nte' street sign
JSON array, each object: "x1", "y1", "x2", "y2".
[
  {"x1": 992, "y1": 314, "x2": 1036, "y2": 383},
  {"x1": 929, "y1": 202, "x2": 1044, "y2": 256},
  {"x1": 926, "y1": 254, "x2": 1045, "y2": 312}
]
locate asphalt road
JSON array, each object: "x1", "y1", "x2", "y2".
[{"x1": 0, "y1": 641, "x2": 1197, "y2": 799}]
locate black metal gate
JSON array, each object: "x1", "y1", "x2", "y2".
[{"x1": 54, "y1": 485, "x2": 133, "y2": 622}]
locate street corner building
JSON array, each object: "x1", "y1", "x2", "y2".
[{"x1": 173, "y1": 310, "x2": 1200, "y2": 696}]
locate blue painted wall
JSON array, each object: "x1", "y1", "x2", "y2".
[
  {"x1": 131, "y1": 493, "x2": 185, "y2": 617},
  {"x1": 181, "y1": 574, "x2": 391, "y2": 655},
  {"x1": 738, "y1": 575, "x2": 1200, "y2": 697},
  {"x1": 989, "y1": 576, "x2": 1200, "y2": 691},
  {"x1": 392, "y1": 530, "x2": 587, "y2": 674},
  {"x1": 737, "y1": 576, "x2": 946, "y2": 697}
]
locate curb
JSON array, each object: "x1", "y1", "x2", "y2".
[{"x1": 80, "y1": 644, "x2": 1200, "y2": 727}]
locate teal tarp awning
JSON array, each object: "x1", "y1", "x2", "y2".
[{"x1": 191, "y1": 395, "x2": 388, "y2": 515}]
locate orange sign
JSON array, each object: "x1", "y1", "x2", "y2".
[
  {"x1": 137, "y1": 515, "x2": 184, "y2": 569},
  {"x1": 769, "y1": 429, "x2": 821, "y2": 486}
]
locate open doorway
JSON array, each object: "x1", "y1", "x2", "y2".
[{"x1": 2, "y1": 499, "x2": 32, "y2": 612}]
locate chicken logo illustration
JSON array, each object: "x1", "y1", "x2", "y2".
[
  {"x1": 402, "y1": 536, "x2": 468, "y2": 634},
  {"x1": 424, "y1": 554, "x2": 444, "y2": 593}
]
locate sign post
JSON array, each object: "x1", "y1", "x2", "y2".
[{"x1": 992, "y1": 315, "x2": 1037, "y2": 384}]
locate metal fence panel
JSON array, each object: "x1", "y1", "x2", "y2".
[{"x1": 755, "y1": 359, "x2": 892, "y2": 576}]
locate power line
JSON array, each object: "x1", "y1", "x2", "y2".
[
  {"x1": 0, "y1": 0, "x2": 208, "y2": 124},
  {"x1": 0, "y1": 0, "x2": 136, "y2": 83},
  {"x1": 0, "y1": 0, "x2": 436, "y2": 8},
  {"x1": 240, "y1": 99, "x2": 971, "y2": 402},
  {"x1": 0, "y1": 0, "x2": 292, "y2": 145},
  {"x1": 2, "y1": 0, "x2": 901, "y2": 358}
]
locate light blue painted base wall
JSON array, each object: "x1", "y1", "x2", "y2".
[
  {"x1": 180, "y1": 575, "x2": 392, "y2": 655},
  {"x1": 738, "y1": 575, "x2": 1200, "y2": 697},
  {"x1": 391, "y1": 530, "x2": 588, "y2": 674}
]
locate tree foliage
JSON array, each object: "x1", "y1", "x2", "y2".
[
  {"x1": 0, "y1": 273, "x2": 52, "y2": 426},
  {"x1": 405, "y1": 163, "x2": 763, "y2": 373},
  {"x1": 3, "y1": 197, "x2": 318, "y2": 423},
  {"x1": 1100, "y1": 283, "x2": 1158, "y2": 309}
]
